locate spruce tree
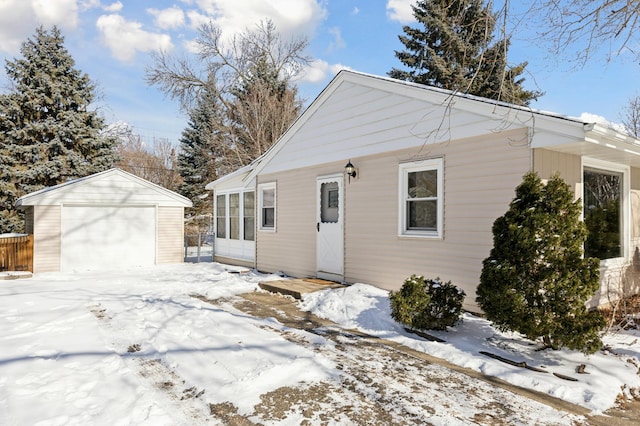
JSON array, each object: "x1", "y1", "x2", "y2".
[
  {"x1": 476, "y1": 172, "x2": 604, "y2": 354},
  {"x1": 388, "y1": 0, "x2": 540, "y2": 106},
  {"x1": 0, "y1": 27, "x2": 117, "y2": 232},
  {"x1": 177, "y1": 80, "x2": 223, "y2": 216}
]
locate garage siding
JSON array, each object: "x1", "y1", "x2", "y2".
[
  {"x1": 17, "y1": 169, "x2": 192, "y2": 272},
  {"x1": 157, "y1": 206, "x2": 185, "y2": 264},
  {"x1": 33, "y1": 205, "x2": 61, "y2": 273}
]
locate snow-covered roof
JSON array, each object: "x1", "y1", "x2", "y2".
[{"x1": 16, "y1": 168, "x2": 192, "y2": 208}]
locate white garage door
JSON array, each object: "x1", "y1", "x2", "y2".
[{"x1": 61, "y1": 206, "x2": 156, "y2": 272}]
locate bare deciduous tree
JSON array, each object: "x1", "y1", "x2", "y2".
[
  {"x1": 529, "y1": 0, "x2": 640, "y2": 65},
  {"x1": 114, "y1": 126, "x2": 183, "y2": 192},
  {"x1": 146, "y1": 19, "x2": 308, "y2": 176},
  {"x1": 621, "y1": 95, "x2": 640, "y2": 137},
  {"x1": 146, "y1": 19, "x2": 310, "y2": 111}
]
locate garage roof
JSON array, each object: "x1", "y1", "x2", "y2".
[{"x1": 16, "y1": 168, "x2": 192, "y2": 208}]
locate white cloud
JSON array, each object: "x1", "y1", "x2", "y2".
[
  {"x1": 352, "y1": 7, "x2": 360, "y2": 15},
  {"x1": 182, "y1": 38, "x2": 200, "y2": 54},
  {"x1": 102, "y1": 1, "x2": 123, "y2": 12},
  {"x1": 80, "y1": 0, "x2": 101, "y2": 10},
  {"x1": 579, "y1": 112, "x2": 609, "y2": 125},
  {"x1": 578, "y1": 112, "x2": 627, "y2": 133},
  {"x1": 34, "y1": 0, "x2": 79, "y2": 27},
  {"x1": 148, "y1": 6, "x2": 186, "y2": 30},
  {"x1": 0, "y1": 0, "x2": 80, "y2": 54},
  {"x1": 96, "y1": 14, "x2": 173, "y2": 62},
  {"x1": 327, "y1": 27, "x2": 345, "y2": 52},
  {"x1": 386, "y1": 0, "x2": 415, "y2": 23},
  {"x1": 300, "y1": 59, "x2": 352, "y2": 83},
  {"x1": 0, "y1": 2, "x2": 35, "y2": 53},
  {"x1": 186, "y1": 10, "x2": 211, "y2": 30},
  {"x1": 189, "y1": 0, "x2": 327, "y2": 42}
]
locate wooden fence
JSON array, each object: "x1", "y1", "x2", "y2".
[{"x1": 0, "y1": 235, "x2": 33, "y2": 272}]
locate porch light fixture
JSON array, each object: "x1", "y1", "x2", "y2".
[{"x1": 345, "y1": 160, "x2": 357, "y2": 182}]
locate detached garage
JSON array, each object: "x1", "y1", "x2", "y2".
[{"x1": 16, "y1": 168, "x2": 192, "y2": 273}]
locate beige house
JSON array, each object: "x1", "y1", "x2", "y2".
[
  {"x1": 17, "y1": 168, "x2": 192, "y2": 273},
  {"x1": 207, "y1": 70, "x2": 640, "y2": 310}
]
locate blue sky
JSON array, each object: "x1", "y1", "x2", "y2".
[{"x1": 0, "y1": 0, "x2": 637, "y2": 146}]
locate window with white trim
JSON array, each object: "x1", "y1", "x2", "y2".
[
  {"x1": 399, "y1": 159, "x2": 443, "y2": 238},
  {"x1": 229, "y1": 193, "x2": 240, "y2": 240},
  {"x1": 215, "y1": 191, "x2": 254, "y2": 241},
  {"x1": 216, "y1": 194, "x2": 226, "y2": 239},
  {"x1": 258, "y1": 182, "x2": 276, "y2": 231},
  {"x1": 243, "y1": 191, "x2": 255, "y2": 241},
  {"x1": 583, "y1": 159, "x2": 629, "y2": 262}
]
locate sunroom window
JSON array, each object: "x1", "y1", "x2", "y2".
[
  {"x1": 243, "y1": 192, "x2": 255, "y2": 241},
  {"x1": 216, "y1": 194, "x2": 226, "y2": 239},
  {"x1": 584, "y1": 167, "x2": 623, "y2": 260},
  {"x1": 229, "y1": 193, "x2": 240, "y2": 240},
  {"x1": 215, "y1": 191, "x2": 254, "y2": 241},
  {"x1": 399, "y1": 159, "x2": 443, "y2": 238}
]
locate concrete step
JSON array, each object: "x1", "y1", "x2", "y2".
[{"x1": 259, "y1": 278, "x2": 344, "y2": 299}]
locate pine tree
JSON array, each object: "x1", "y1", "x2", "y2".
[
  {"x1": 177, "y1": 79, "x2": 223, "y2": 216},
  {"x1": 388, "y1": 0, "x2": 540, "y2": 106},
  {"x1": 476, "y1": 172, "x2": 604, "y2": 354},
  {"x1": 0, "y1": 26, "x2": 118, "y2": 232}
]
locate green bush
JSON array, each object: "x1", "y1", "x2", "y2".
[
  {"x1": 389, "y1": 275, "x2": 465, "y2": 331},
  {"x1": 476, "y1": 172, "x2": 605, "y2": 354}
]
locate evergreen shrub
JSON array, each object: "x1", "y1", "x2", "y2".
[
  {"x1": 390, "y1": 275, "x2": 465, "y2": 331},
  {"x1": 476, "y1": 172, "x2": 605, "y2": 354}
]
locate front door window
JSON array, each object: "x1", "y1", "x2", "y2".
[{"x1": 320, "y1": 182, "x2": 339, "y2": 223}]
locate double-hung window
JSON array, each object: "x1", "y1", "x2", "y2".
[
  {"x1": 258, "y1": 182, "x2": 276, "y2": 231},
  {"x1": 399, "y1": 159, "x2": 443, "y2": 238}
]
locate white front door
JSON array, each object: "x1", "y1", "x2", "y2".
[{"x1": 316, "y1": 175, "x2": 344, "y2": 281}]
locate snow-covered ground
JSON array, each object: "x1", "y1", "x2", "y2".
[{"x1": 0, "y1": 262, "x2": 638, "y2": 425}]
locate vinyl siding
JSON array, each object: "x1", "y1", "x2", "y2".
[
  {"x1": 23, "y1": 207, "x2": 34, "y2": 234},
  {"x1": 256, "y1": 128, "x2": 531, "y2": 310},
  {"x1": 256, "y1": 163, "x2": 343, "y2": 278},
  {"x1": 157, "y1": 206, "x2": 184, "y2": 264},
  {"x1": 261, "y1": 77, "x2": 538, "y2": 176},
  {"x1": 33, "y1": 205, "x2": 61, "y2": 273},
  {"x1": 632, "y1": 168, "x2": 640, "y2": 247},
  {"x1": 533, "y1": 148, "x2": 582, "y2": 192},
  {"x1": 345, "y1": 128, "x2": 531, "y2": 310},
  {"x1": 632, "y1": 193, "x2": 640, "y2": 259},
  {"x1": 631, "y1": 167, "x2": 640, "y2": 190},
  {"x1": 534, "y1": 153, "x2": 640, "y2": 307}
]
